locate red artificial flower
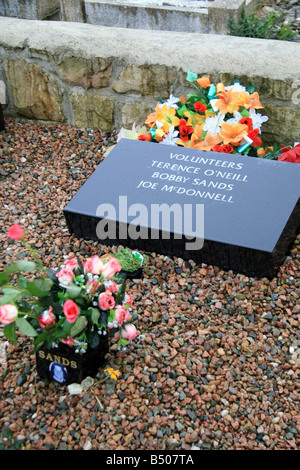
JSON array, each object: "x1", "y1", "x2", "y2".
[
  {"x1": 212, "y1": 144, "x2": 234, "y2": 154},
  {"x1": 7, "y1": 224, "x2": 25, "y2": 240},
  {"x1": 280, "y1": 144, "x2": 292, "y2": 153},
  {"x1": 62, "y1": 337, "x2": 75, "y2": 347},
  {"x1": 278, "y1": 144, "x2": 300, "y2": 164},
  {"x1": 239, "y1": 117, "x2": 253, "y2": 130},
  {"x1": 248, "y1": 128, "x2": 262, "y2": 147},
  {"x1": 194, "y1": 101, "x2": 207, "y2": 113},
  {"x1": 179, "y1": 118, "x2": 193, "y2": 142},
  {"x1": 138, "y1": 133, "x2": 152, "y2": 142}
]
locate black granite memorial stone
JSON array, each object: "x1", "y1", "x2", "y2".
[{"x1": 64, "y1": 139, "x2": 300, "y2": 278}]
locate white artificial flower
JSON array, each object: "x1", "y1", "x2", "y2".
[
  {"x1": 210, "y1": 99, "x2": 220, "y2": 112},
  {"x1": 203, "y1": 112, "x2": 225, "y2": 136},
  {"x1": 225, "y1": 110, "x2": 243, "y2": 126},
  {"x1": 159, "y1": 125, "x2": 180, "y2": 145},
  {"x1": 249, "y1": 108, "x2": 268, "y2": 132},
  {"x1": 225, "y1": 82, "x2": 246, "y2": 92},
  {"x1": 159, "y1": 94, "x2": 180, "y2": 110}
]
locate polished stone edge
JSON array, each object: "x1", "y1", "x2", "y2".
[{"x1": 63, "y1": 204, "x2": 300, "y2": 278}]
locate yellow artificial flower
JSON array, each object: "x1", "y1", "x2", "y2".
[
  {"x1": 156, "y1": 104, "x2": 180, "y2": 132},
  {"x1": 104, "y1": 367, "x2": 120, "y2": 381}
]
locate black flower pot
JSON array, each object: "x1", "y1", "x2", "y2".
[{"x1": 35, "y1": 334, "x2": 109, "y2": 385}]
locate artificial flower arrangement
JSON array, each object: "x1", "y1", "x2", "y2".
[
  {"x1": 114, "y1": 71, "x2": 300, "y2": 164},
  {"x1": 0, "y1": 224, "x2": 138, "y2": 354}
]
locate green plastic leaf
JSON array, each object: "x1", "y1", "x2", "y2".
[
  {"x1": 3, "y1": 322, "x2": 17, "y2": 345},
  {"x1": 177, "y1": 104, "x2": 189, "y2": 118},
  {"x1": 25, "y1": 278, "x2": 52, "y2": 297},
  {"x1": 246, "y1": 84, "x2": 256, "y2": 94},
  {"x1": 0, "y1": 272, "x2": 10, "y2": 286},
  {"x1": 240, "y1": 109, "x2": 250, "y2": 117},
  {"x1": 15, "y1": 317, "x2": 38, "y2": 337},
  {"x1": 34, "y1": 278, "x2": 53, "y2": 292},
  {"x1": 88, "y1": 307, "x2": 100, "y2": 325},
  {"x1": 70, "y1": 316, "x2": 86, "y2": 337},
  {"x1": 186, "y1": 70, "x2": 198, "y2": 83},
  {"x1": 65, "y1": 283, "x2": 82, "y2": 299},
  {"x1": 0, "y1": 288, "x2": 22, "y2": 305},
  {"x1": 5, "y1": 260, "x2": 37, "y2": 274},
  {"x1": 46, "y1": 268, "x2": 59, "y2": 283}
]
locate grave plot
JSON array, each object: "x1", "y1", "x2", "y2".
[{"x1": 64, "y1": 139, "x2": 300, "y2": 278}]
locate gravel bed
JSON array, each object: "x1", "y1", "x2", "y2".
[{"x1": 0, "y1": 117, "x2": 299, "y2": 451}]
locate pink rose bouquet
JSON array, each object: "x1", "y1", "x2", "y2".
[{"x1": 0, "y1": 225, "x2": 138, "y2": 353}]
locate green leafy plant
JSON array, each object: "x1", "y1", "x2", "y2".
[
  {"x1": 228, "y1": 8, "x2": 295, "y2": 41},
  {"x1": 113, "y1": 248, "x2": 143, "y2": 273}
]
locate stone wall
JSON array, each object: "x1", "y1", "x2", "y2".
[{"x1": 0, "y1": 17, "x2": 299, "y2": 147}]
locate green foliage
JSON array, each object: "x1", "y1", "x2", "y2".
[
  {"x1": 228, "y1": 8, "x2": 295, "y2": 41},
  {"x1": 113, "y1": 248, "x2": 142, "y2": 272},
  {"x1": 0, "y1": 429, "x2": 26, "y2": 450}
]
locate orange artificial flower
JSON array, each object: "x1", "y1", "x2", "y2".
[
  {"x1": 257, "y1": 148, "x2": 266, "y2": 157},
  {"x1": 214, "y1": 84, "x2": 245, "y2": 114},
  {"x1": 258, "y1": 146, "x2": 273, "y2": 157},
  {"x1": 192, "y1": 131, "x2": 222, "y2": 151},
  {"x1": 145, "y1": 102, "x2": 161, "y2": 127},
  {"x1": 219, "y1": 122, "x2": 248, "y2": 145},
  {"x1": 242, "y1": 91, "x2": 263, "y2": 109},
  {"x1": 197, "y1": 76, "x2": 211, "y2": 88}
]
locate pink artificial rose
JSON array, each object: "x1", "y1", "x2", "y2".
[
  {"x1": 56, "y1": 268, "x2": 74, "y2": 287},
  {"x1": 125, "y1": 294, "x2": 133, "y2": 308},
  {"x1": 63, "y1": 299, "x2": 80, "y2": 323},
  {"x1": 114, "y1": 305, "x2": 129, "y2": 327},
  {"x1": 87, "y1": 279, "x2": 102, "y2": 293},
  {"x1": 98, "y1": 291, "x2": 115, "y2": 310},
  {"x1": 38, "y1": 306, "x2": 56, "y2": 328},
  {"x1": 121, "y1": 324, "x2": 138, "y2": 341},
  {"x1": 0, "y1": 304, "x2": 18, "y2": 325},
  {"x1": 83, "y1": 255, "x2": 104, "y2": 275},
  {"x1": 62, "y1": 337, "x2": 75, "y2": 347},
  {"x1": 104, "y1": 279, "x2": 119, "y2": 294},
  {"x1": 101, "y1": 258, "x2": 122, "y2": 279},
  {"x1": 64, "y1": 257, "x2": 78, "y2": 270},
  {"x1": 7, "y1": 224, "x2": 25, "y2": 241}
]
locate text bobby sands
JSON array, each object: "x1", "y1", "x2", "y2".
[{"x1": 106, "y1": 454, "x2": 194, "y2": 466}]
